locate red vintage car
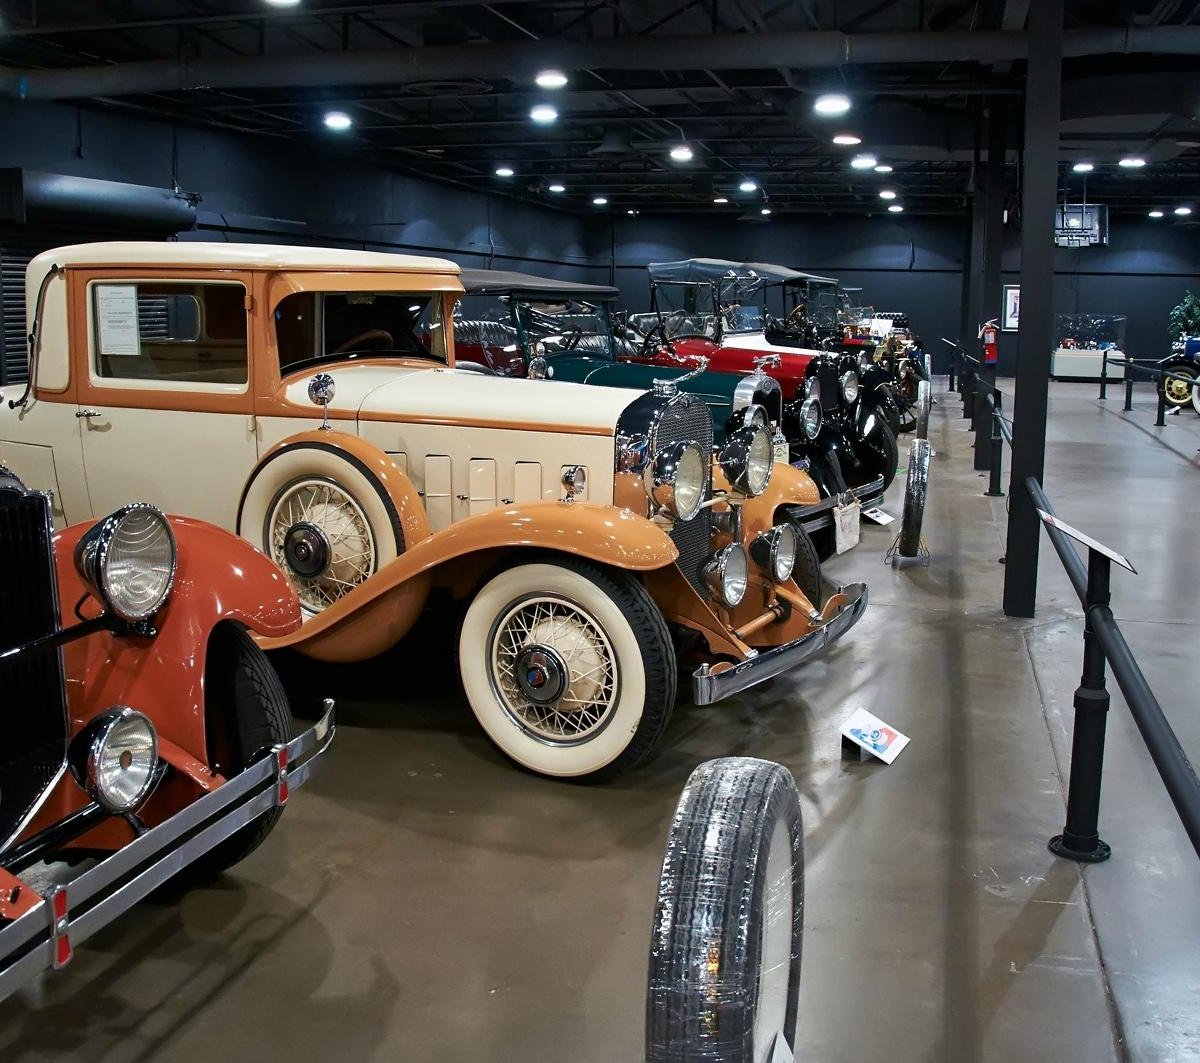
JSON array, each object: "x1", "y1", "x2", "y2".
[{"x1": 0, "y1": 470, "x2": 334, "y2": 997}]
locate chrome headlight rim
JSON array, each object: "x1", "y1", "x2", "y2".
[
  {"x1": 840, "y1": 370, "x2": 860, "y2": 404},
  {"x1": 750, "y1": 523, "x2": 799, "y2": 583},
  {"x1": 726, "y1": 401, "x2": 770, "y2": 435},
  {"x1": 68, "y1": 706, "x2": 159, "y2": 814},
  {"x1": 702, "y1": 543, "x2": 749, "y2": 608},
  {"x1": 719, "y1": 425, "x2": 773, "y2": 496},
  {"x1": 857, "y1": 350, "x2": 872, "y2": 372},
  {"x1": 799, "y1": 396, "x2": 822, "y2": 440},
  {"x1": 74, "y1": 503, "x2": 177, "y2": 624},
  {"x1": 644, "y1": 439, "x2": 706, "y2": 522}
]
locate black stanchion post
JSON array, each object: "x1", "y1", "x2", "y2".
[
  {"x1": 965, "y1": 368, "x2": 976, "y2": 423},
  {"x1": 1156, "y1": 377, "x2": 1167, "y2": 426},
  {"x1": 1099, "y1": 352, "x2": 1108, "y2": 401},
  {"x1": 947, "y1": 354, "x2": 956, "y2": 392},
  {"x1": 1049, "y1": 548, "x2": 1113, "y2": 863},
  {"x1": 986, "y1": 390, "x2": 1004, "y2": 497},
  {"x1": 1124, "y1": 372, "x2": 1134, "y2": 412}
]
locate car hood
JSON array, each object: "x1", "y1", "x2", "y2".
[
  {"x1": 292, "y1": 362, "x2": 635, "y2": 433},
  {"x1": 550, "y1": 354, "x2": 742, "y2": 405}
]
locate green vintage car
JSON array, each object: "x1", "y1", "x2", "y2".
[{"x1": 453, "y1": 268, "x2": 882, "y2": 557}]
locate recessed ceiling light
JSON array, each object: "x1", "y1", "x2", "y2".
[
  {"x1": 1072, "y1": 161, "x2": 1094, "y2": 173},
  {"x1": 714, "y1": 196, "x2": 729, "y2": 204},
  {"x1": 888, "y1": 204, "x2": 904, "y2": 213},
  {"x1": 530, "y1": 104, "x2": 558, "y2": 124},
  {"x1": 739, "y1": 179, "x2": 757, "y2": 192},
  {"x1": 879, "y1": 189, "x2": 897, "y2": 200},
  {"x1": 873, "y1": 164, "x2": 893, "y2": 173},
  {"x1": 494, "y1": 165, "x2": 515, "y2": 177},
  {"x1": 265, "y1": 0, "x2": 301, "y2": 6},
  {"x1": 1118, "y1": 156, "x2": 1146, "y2": 168},
  {"x1": 535, "y1": 70, "x2": 568, "y2": 89},
  {"x1": 850, "y1": 154, "x2": 878, "y2": 170},
  {"x1": 1148, "y1": 209, "x2": 1165, "y2": 218},
  {"x1": 669, "y1": 143, "x2": 694, "y2": 162},
  {"x1": 592, "y1": 196, "x2": 608, "y2": 206},
  {"x1": 761, "y1": 207, "x2": 772, "y2": 216},
  {"x1": 547, "y1": 182, "x2": 566, "y2": 193},
  {"x1": 626, "y1": 209, "x2": 638, "y2": 216},
  {"x1": 832, "y1": 133, "x2": 861, "y2": 146},
  {"x1": 1175, "y1": 206, "x2": 1192, "y2": 216},
  {"x1": 813, "y1": 93, "x2": 851, "y2": 116},
  {"x1": 323, "y1": 110, "x2": 352, "y2": 131}
]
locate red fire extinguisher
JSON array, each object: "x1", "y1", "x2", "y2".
[{"x1": 979, "y1": 318, "x2": 999, "y2": 366}]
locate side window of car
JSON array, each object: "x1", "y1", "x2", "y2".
[{"x1": 91, "y1": 281, "x2": 249, "y2": 386}]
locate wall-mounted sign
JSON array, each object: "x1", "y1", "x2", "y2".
[{"x1": 1002, "y1": 284, "x2": 1020, "y2": 332}]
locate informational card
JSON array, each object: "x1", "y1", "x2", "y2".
[
  {"x1": 840, "y1": 707, "x2": 910, "y2": 765},
  {"x1": 1036, "y1": 510, "x2": 1136, "y2": 573},
  {"x1": 95, "y1": 284, "x2": 141, "y2": 357},
  {"x1": 833, "y1": 499, "x2": 861, "y2": 554},
  {"x1": 861, "y1": 506, "x2": 895, "y2": 526}
]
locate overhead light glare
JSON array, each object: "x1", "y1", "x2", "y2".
[
  {"x1": 713, "y1": 197, "x2": 729, "y2": 204},
  {"x1": 547, "y1": 182, "x2": 566, "y2": 193},
  {"x1": 265, "y1": 0, "x2": 301, "y2": 6},
  {"x1": 879, "y1": 189, "x2": 897, "y2": 200},
  {"x1": 738, "y1": 179, "x2": 757, "y2": 192},
  {"x1": 1175, "y1": 206, "x2": 1192, "y2": 216},
  {"x1": 626, "y1": 209, "x2": 638, "y2": 216},
  {"x1": 832, "y1": 133, "x2": 861, "y2": 146},
  {"x1": 1072, "y1": 161, "x2": 1094, "y2": 173},
  {"x1": 887, "y1": 204, "x2": 904, "y2": 213},
  {"x1": 592, "y1": 196, "x2": 608, "y2": 206},
  {"x1": 850, "y1": 154, "x2": 878, "y2": 170},
  {"x1": 1148, "y1": 209, "x2": 1165, "y2": 218},
  {"x1": 873, "y1": 164, "x2": 893, "y2": 173},
  {"x1": 761, "y1": 207, "x2": 772, "y2": 216},
  {"x1": 323, "y1": 110, "x2": 352, "y2": 131},
  {"x1": 813, "y1": 93, "x2": 852, "y2": 116},
  {"x1": 535, "y1": 70, "x2": 568, "y2": 89},
  {"x1": 669, "y1": 143, "x2": 694, "y2": 162},
  {"x1": 530, "y1": 104, "x2": 558, "y2": 124},
  {"x1": 494, "y1": 165, "x2": 515, "y2": 177},
  {"x1": 1118, "y1": 156, "x2": 1146, "y2": 168}
]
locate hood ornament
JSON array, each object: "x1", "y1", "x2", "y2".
[
  {"x1": 652, "y1": 355, "x2": 709, "y2": 396},
  {"x1": 308, "y1": 372, "x2": 336, "y2": 431},
  {"x1": 753, "y1": 352, "x2": 782, "y2": 372}
]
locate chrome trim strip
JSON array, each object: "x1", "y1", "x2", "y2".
[
  {"x1": 0, "y1": 700, "x2": 334, "y2": 1001},
  {"x1": 691, "y1": 583, "x2": 868, "y2": 705}
]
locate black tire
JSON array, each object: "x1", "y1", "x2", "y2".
[
  {"x1": 898, "y1": 438, "x2": 931, "y2": 557},
  {"x1": 647, "y1": 758, "x2": 805, "y2": 1063},
  {"x1": 879, "y1": 391, "x2": 903, "y2": 437},
  {"x1": 872, "y1": 420, "x2": 900, "y2": 492},
  {"x1": 1159, "y1": 362, "x2": 1198, "y2": 409},
  {"x1": 777, "y1": 512, "x2": 830, "y2": 609},
  {"x1": 180, "y1": 623, "x2": 294, "y2": 884}
]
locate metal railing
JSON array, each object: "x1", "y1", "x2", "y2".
[{"x1": 1099, "y1": 351, "x2": 1198, "y2": 427}]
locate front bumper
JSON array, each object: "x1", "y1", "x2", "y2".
[
  {"x1": 0, "y1": 700, "x2": 335, "y2": 1001},
  {"x1": 692, "y1": 582, "x2": 868, "y2": 705},
  {"x1": 793, "y1": 475, "x2": 886, "y2": 535}
]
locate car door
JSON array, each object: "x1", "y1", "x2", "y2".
[{"x1": 74, "y1": 270, "x2": 259, "y2": 529}]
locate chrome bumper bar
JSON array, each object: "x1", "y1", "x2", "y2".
[
  {"x1": 692, "y1": 583, "x2": 868, "y2": 705},
  {"x1": 0, "y1": 699, "x2": 335, "y2": 1001},
  {"x1": 795, "y1": 476, "x2": 886, "y2": 535}
]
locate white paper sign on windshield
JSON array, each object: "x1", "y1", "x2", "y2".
[{"x1": 96, "y1": 285, "x2": 141, "y2": 357}]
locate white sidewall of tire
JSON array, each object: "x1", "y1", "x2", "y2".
[
  {"x1": 239, "y1": 446, "x2": 400, "y2": 601},
  {"x1": 459, "y1": 562, "x2": 647, "y2": 778}
]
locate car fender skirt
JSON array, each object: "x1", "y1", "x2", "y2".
[{"x1": 263, "y1": 502, "x2": 679, "y2": 663}]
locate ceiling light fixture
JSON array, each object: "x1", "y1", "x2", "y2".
[
  {"x1": 535, "y1": 70, "x2": 568, "y2": 89},
  {"x1": 832, "y1": 133, "x2": 861, "y2": 146},
  {"x1": 873, "y1": 164, "x2": 893, "y2": 173},
  {"x1": 592, "y1": 196, "x2": 608, "y2": 206},
  {"x1": 1175, "y1": 206, "x2": 1192, "y2": 216},
  {"x1": 738, "y1": 179, "x2": 758, "y2": 192},
  {"x1": 323, "y1": 111, "x2": 352, "y2": 131},
  {"x1": 714, "y1": 196, "x2": 729, "y2": 204},
  {"x1": 761, "y1": 207, "x2": 772, "y2": 216},
  {"x1": 850, "y1": 154, "x2": 878, "y2": 170},
  {"x1": 1148, "y1": 210, "x2": 1165, "y2": 218},
  {"x1": 1072, "y1": 161, "x2": 1095, "y2": 173},
  {"x1": 813, "y1": 93, "x2": 852, "y2": 116},
  {"x1": 888, "y1": 204, "x2": 904, "y2": 213},
  {"x1": 626, "y1": 209, "x2": 638, "y2": 216},
  {"x1": 1118, "y1": 156, "x2": 1146, "y2": 168},
  {"x1": 669, "y1": 143, "x2": 694, "y2": 162},
  {"x1": 530, "y1": 104, "x2": 558, "y2": 124},
  {"x1": 494, "y1": 165, "x2": 515, "y2": 177},
  {"x1": 547, "y1": 182, "x2": 566, "y2": 193},
  {"x1": 879, "y1": 189, "x2": 897, "y2": 200},
  {"x1": 265, "y1": 0, "x2": 301, "y2": 6}
]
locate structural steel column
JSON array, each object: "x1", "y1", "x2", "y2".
[
  {"x1": 965, "y1": 113, "x2": 986, "y2": 354},
  {"x1": 1003, "y1": 0, "x2": 1064, "y2": 618},
  {"x1": 974, "y1": 99, "x2": 1007, "y2": 468}
]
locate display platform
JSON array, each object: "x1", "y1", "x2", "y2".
[{"x1": 1051, "y1": 347, "x2": 1125, "y2": 381}]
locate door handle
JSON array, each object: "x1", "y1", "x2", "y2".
[{"x1": 76, "y1": 409, "x2": 102, "y2": 419}]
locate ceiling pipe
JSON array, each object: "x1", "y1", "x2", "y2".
[{"x1": 4, "y1": 27, "x2": 1200, "y2": 101}]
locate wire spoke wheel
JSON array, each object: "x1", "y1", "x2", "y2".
[
  {"x1": 1163, "y1": 368, "x2": 1196, "y2": 407},
  {"x1": 267, "y1": 477, "x2": 377, "y2": 614},
  {"x1": 489, "y1": 593, "x2": 619, "y2": 744}
]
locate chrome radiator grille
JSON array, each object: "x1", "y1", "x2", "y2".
[
  {"x1": 0, "y1": 485, "x2": 68, "y2": 846},
  {"x1": 653, "y1": 396, "x2": 715, "y2": 596}
]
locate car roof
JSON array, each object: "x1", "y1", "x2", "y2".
[
  {"x1": 28, "y1": 241, "x2": 460, "y2": 274},
  {"x1": 458, "y1": 268, "x2": 619, "y2": 300}
]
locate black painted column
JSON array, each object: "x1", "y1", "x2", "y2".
[
  {"x1": 1003, "y1": 0, "x2": 1064, "y2": 618},
  {"x1": 974, "y1": 99, "x2": 1007, "y2": 469}
]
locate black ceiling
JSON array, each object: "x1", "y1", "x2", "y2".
[{"x1": 0, "y1": 0, "x2": 1198, "y2": 217}]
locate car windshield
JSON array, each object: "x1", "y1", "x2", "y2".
[
  {"x1": 275, "y1": 290, "x2": 446, "y2": 375},
  {"x1": 649, "y1": 283, "x2": 719, "y2": 340},
  {"x1": 514, "y1": 298, "x2": 616, "y2": 358}
]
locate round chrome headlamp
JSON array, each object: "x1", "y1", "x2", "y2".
[
  {"x1": 718, "y1": 425, "x2": 773, "y2": 496},
  {"x1": 840, "y1": 370, "x2": 860, "y2": 404},
  {"x1": 799, "y1": 397, "x2": 822, "y2": 440},
  {"x1": 702, "y1": 543, "x2": 749, "y2": 607},
  {"x1": 68, "y1": 707, "x2": 158, "y2": 813},
  {"x1": 645, "y1": 440, "x2": 706, "y2": 522},
  {"x1": 74, "y1": 504, "x2": 177, "y2": 624},
  {"x1": 726, "y1": 402, "x2": 769, "y2": 434},
  {"x1": 750, "y1": 524, "x2": 798, "y2": 583}
]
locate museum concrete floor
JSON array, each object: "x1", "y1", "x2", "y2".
[{"x1": 3, "y1": 379, "x2": 1198, "y2": 1062}]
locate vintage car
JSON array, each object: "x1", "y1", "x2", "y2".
[
  {"x1": 0, "y1": 468, "x2": 333, "y2": 998},
  {"x1": 1157, "y1": 335, "x2": 1200, "y2": 412},
  {"x1": 0, "y1": 242, "x2": 867, "y2": 781},
  {"x1": 627, "y1": 259, "x2": 899, "y2": 500},
  {"x1": 452, "y1": 268, "x2": 864, "y2": 557}
]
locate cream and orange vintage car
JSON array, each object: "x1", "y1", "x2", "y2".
[{"x1": 0, "y1": 242, "x2": 867, "y2": 780}]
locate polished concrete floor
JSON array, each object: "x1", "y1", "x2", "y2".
[{"x1": 3, "y1": 379, "x2": 1198, "y2": 1062}]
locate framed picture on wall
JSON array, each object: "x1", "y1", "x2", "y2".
[{"x1": 1002, "y1": 284, "x2": 1020, "y2": 331}]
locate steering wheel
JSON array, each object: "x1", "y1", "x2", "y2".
[
  {"x1": 639, "y1": 319, "x2": 688, "y2": 362},
  {"x1": 785, "y1": 303, "x2": 808, "y2": 327},
  {"x1": 333, "y1": 328, "x2": 394, "y2": 354}
]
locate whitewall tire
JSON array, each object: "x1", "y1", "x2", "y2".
[{"x1": 458, "y1": 558, "x2": 676, "y2": 780}]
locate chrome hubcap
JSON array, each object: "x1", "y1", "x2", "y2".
[{"x1": 1165, "y1": 374, "x2": 1194, "y2": 404}]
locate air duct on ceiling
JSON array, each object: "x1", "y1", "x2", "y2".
[{"x1": 0, "y1": 169, "x2": 198, "y2": 231}]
